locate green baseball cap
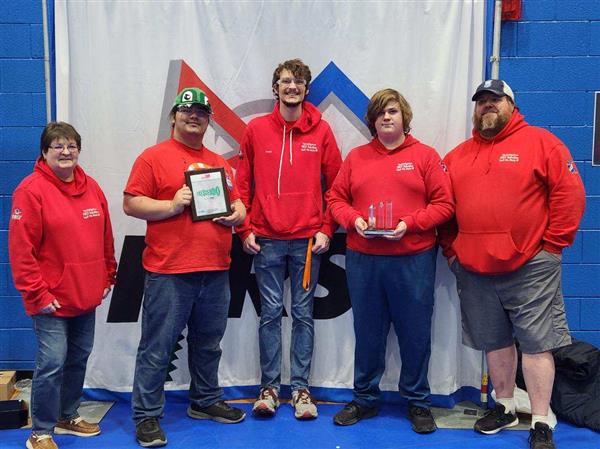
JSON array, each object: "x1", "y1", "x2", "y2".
[{"x1": 173, "y1": 87, "x2": 212, "y2": 113}]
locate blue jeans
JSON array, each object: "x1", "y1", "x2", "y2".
[
  {"x1": 346, "y1": 248, "x2": 436, "y2": 409},
  {"x1": 31, "y1": 312, "x2": 95, "y2": 434},
  {"x1": 132, "y1": 271, "x2": 230, "y2": 423},
  {"x1": 254, "y1": 237, "x2": 321, "y2": 392}
]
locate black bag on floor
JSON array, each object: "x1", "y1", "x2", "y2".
[
  {"x1": 515, "y1": 338, "x2": 600, "y2": 432},
  {"x1": 550, "y1": 339, "x2": 600, "y2": 432}
]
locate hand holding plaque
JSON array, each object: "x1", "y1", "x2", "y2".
[{"x1": 185, "y1": 168, "x2": 232, "y2": 221}]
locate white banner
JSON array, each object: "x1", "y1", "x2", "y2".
[{"x1": 55, "y1": 1, "x2": 486, "y2": 400}]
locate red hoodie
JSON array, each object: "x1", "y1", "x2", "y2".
[
  {"x1": 327, "y1": 136, "x2": 454, "y2": 255},
  {"x1": 438, "y1": 110, "x2": 585, "y2": 274},
  {"x1": 235, "y1": 102, "x2": 342, "y2": 240},
  {"x1": 9, "y1": 159, "x2": 117, "y2": 316}
]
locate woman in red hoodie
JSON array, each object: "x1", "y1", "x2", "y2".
[
  {"x1": 328, "y1": 89, "x2": 454, "y2": 432},
  {"x1": 9, "y1": 122, "x2": 116, "y2": 449}
]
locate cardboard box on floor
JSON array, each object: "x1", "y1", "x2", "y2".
[{"x1": 0, "y1": 371, "x2": 16, "y2": 401}]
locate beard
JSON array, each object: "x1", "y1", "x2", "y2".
[
  {"x1": 474, "y1": 110, "x2": 510, "y2": 138},
  {"x1": 281, "y1": 97, "x2": 303, "y2": 108}
]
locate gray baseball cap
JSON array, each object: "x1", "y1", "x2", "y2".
[{"x1": 472, "y1": 79, "x2": 515, "y2": 102}]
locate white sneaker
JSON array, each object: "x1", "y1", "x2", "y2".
[
  {"x1": 292, "y1": 388, "x2": 318, "y2": 420},
  {"x1": 252, "y1": 387, "x2": 279, "y2": 417}
]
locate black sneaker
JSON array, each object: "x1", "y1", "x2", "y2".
[
  {"x1": 187, "y1": 400, "x2": 246, "y2": 424},
  {"x1": 474, "y1": 404, "x2": 519, "y2": 435},
  {"x1": 135, "y1": 418, "x2": 167, "y2": 447},
  {"x1": 333, "y1": 401, "x2": 378, "y2": 426},
  {"x1": 408, "y1": 406, "x2": 437, "y2": 434},
  {"x1": 529, "y1": 422, "x2": 556, "y2": 449}
]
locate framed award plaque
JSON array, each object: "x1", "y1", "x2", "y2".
[{"x1": 185, "y1": 168, "x2": 232, "y2": 221}]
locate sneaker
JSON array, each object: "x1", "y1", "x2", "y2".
[
  {"x1": 408, "y1": 405, "x2": 437, "y2": 434},
  {"x1": 187, "y1": 400, "x2": 246, "y2": 424},
  {"x1": 333, "y1": 401, "x2": 378, "y2": 426},
  {"x1": 292, "y1": 389, "x2": 318, "y2": 420},
  {"x1": 55, "y1": 416, "x2": 100, "y2": 437},
  {"x1": 474, "y1": 404, "x2": 519, "y2": 435},
  {"x1": 529, "y1": 422, "x2": 556, "y2": 449},
  {"x1": 135, "y1": 418, "x2": 167, "y2": 448},
  {"x1": 252, "y1": 387, "x2": 279, "y2": 417},
  {"x1": 26, "y1": 434, "x2": 58, "y2": 449}
]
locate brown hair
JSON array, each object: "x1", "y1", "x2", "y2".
[
  {"x1": 272, "y1": 59, "x2": 312, "y2": 98},
  {"x1": 365, "y1": 88, "x2": 413, "y2": 137},
  {"x1": 40, "y1": 122, "x2": 81, "y2": 157}
]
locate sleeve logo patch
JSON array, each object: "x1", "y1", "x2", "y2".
[
  {"x1": 567, "y1": 160, "x2": 578, "y2": 173},
  {"x1": 11, "y1": 208, "x2": 22, "y2": 220}
]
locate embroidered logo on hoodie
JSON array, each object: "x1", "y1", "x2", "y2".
[
  {"x1": 82, "y1": 208, "x2": 101, "y2": 219},
  {"x1": 301, "y1": 142, "x2": 319, "y2": 152},
  {"x1": 396, "y1": 162, "x2": 414, "y2": 171},
  {"x1": 11, "y1": 208, "x2": 22, "y2": 220},
  {"x1": 499, "y1": 153, "x2": 519, "y2": 162}
]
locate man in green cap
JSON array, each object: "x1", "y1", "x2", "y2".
[{"x1": 124, "y1": 87, "x2": 247, "y2": 447}]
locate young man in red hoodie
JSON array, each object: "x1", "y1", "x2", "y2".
[
  {"x1": 327, "y1": 88, "x2": 454, "y2": 432},
  {"x1": 439, "y1": 80, "x2": 585, "y2": 449},
  {"x1": 235, "y1": 59, "x2": 342, "y2": 420},
  {"x1": 124, "y1": 87, "x2": 247, "y2": 447}
]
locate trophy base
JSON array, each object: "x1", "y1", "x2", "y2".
[{"x1": 364, "y1": 229, "x2": 395, "y2": 236}]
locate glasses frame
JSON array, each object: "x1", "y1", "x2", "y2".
[
  {"x1": 176, "y1": 104, "x2": 211, "y2": 116},
  {"x1": 48, "y1": 144, "x2": 79, "y2": 153},
  {"x1": 277, "y1": 78, "x2": 307, "y2": 87}
]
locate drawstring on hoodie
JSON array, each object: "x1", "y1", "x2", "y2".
[
  {"x1": 486, "y1": 141, "x2": 495, "y2": 174},
  {"x1": 289, "y1": 130, "x2": 293, "y2": 165},
  {"x1": 277, "y1": 126, "x2": 285, "y2": 198},
  {"x1": 276, "y1": 126, "x2": 294, "y2": 198},
  {"x1": 471, "y1": 139, "x2": 495, "y2": 174}
]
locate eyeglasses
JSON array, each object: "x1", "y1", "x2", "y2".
[
  {"x1": 277, "y1": 78, "x2": 307, "y2": 86},
  {"x1": 176, "y1": 104, "x2": 210, "y2": 115},
  {"x1": 49, "y1": 144, "x2": 79, "y2": 153}
]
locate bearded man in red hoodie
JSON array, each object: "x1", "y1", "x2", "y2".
[
  {"x1": 235, "y1": 59, "x2": 342, "y2": 420},
  {"x1": 439, "y1": 80, "x2": 585, "y2": 449}
]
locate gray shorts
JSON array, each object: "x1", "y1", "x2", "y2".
[{"x1": 451, "y1": 250, "x2": 571, "y2": 354}]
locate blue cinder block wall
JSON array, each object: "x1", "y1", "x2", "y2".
[
  {"x1": 0, "y1": 0, "x2": 46, "y2": 369},
  {"x1": 501, "y1": 0, "x2": 600, "y2": 348},
  {"x1": 0, "y1": 0, "x2": 599, "y2": 370}
]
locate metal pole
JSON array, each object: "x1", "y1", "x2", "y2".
[
  {"x1": 479, "y1": 0, "x2": 503, "y2": 410},
  {"x1": 490, "y1": 0, "x2": 503, "y2": 79},
  {"x1": 41, "y1": 0, "x2": 52, "y2": 123},
  {"x1": 480, "y1": 351, "x2": 489, "y2": 409}
]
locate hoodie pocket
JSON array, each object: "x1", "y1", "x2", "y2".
[
  {"x1": 261, "y1": 191, "x2": 321, "y2": 234},
  {"x1": 454, "y1": 231, "x2": 525, "y2": 274},
  {"x1": 48, "y1": 259, "x2": 107, "y2": 313}
]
